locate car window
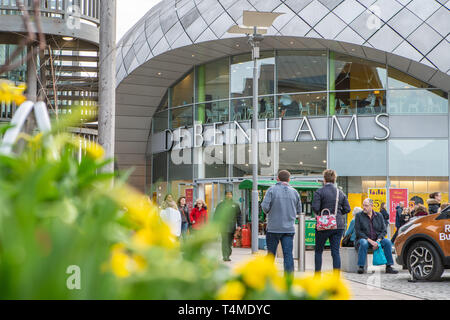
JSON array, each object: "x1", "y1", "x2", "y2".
[{"x1": 436, "y1": 212, "x2": 450, "y2": 220}]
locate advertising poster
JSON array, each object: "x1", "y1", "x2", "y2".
[
  {"x1": 389, "y1": 188, "x2": 408, "y2": 224},
  {"x1": 185, "y1": 188, "x2": 194, "y2": 212},
  {"x1": 368, "y1": 188, "x2": 387, "y2": 212}
]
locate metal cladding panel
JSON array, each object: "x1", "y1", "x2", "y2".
[{"x1": 117, "y1": 0, "x2": 450, "y2": 85}]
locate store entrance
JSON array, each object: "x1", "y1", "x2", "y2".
[{"x1": 197, "y1": 180, "x2": 232, "y2": 215}]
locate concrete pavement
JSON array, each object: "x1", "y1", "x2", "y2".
[{"x1": 225, "y1": 248, "x2": 431, "y2": 300}]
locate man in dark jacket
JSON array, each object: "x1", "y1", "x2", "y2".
[
  {"x1": 391, "y1": 201, "x2": 404, "y2": 243},
  {"x1": 214, "y1": 191, "x2": 242, "y2": 262},
  {"x1": 261, "y1": 170, "x2": 302, "y2": 274},
  {"x1": 312, "y1": 169, "x2": 351, "y2": 273},
  {"x1": 355, "y1": 198, "x2": 398, "y2": 274}
]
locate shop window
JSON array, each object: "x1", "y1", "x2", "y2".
[
  {"x1": 172, "y1": 71, "x2": 194, "y2": 108},
  {"x1": 196, "y1": 57, "x2": 229, "y2": 103},
  {"x1": 170, "y1": 105, "x2": 193, "y2": 129},
  {"x1": 388, "y1": 89, "x2": 448, "y2": 114},
  {"x1": 330, "y1": 52, "x2": 387, "y2": 91},
  {"x1": 277, "y1": 92, "x2": 327, "y2": 118},
  {"x1": 388, "y1": 67, "x2": 434, "y2": 89},
  {"x1": 277, "y1": 50, "x2": 327, "y2": 94},
  {"x1": 196, "y1": 100, "x2": 229, "y2": 124},
  {"x1": 330, "y1": 90, "x2": 386, "y2": 115},
  {"x1": 231, "y1": 52, "x2": 274, "y2": 98},
  {"x1": 153, "y1": 110, "x2": 168, "y2": 133},
  {"x1": 230, "y1": 96, "x2": 275, "y2": 121}
]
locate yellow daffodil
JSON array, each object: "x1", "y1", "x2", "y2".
[
  {"x1": 74, "y1": 136, "x2": 105, "y2": 160},
  {"x1": 131, "y1": 224, "x2": 178, "y2": 250},
  {"x1": 114, "y1": 186, "x2": 160, "y2": 228},
  {"x1": 217, "y1": 281, "x2": 246, "y2": 300},
  {"x1": 110, "y1": 243, "x2": 147, "y2": 278},
  {"x1": 292, "y1": 272, "x2": 351, "y2": 300},
  {"x1": 0, "y1": 81, "x2": 26, "y2": 105},
  {"x1": 85, "y1": 141, "x2": 105, "y2": 159},
  {"x1": 234, "y1": 254, "x2": 279, "y2": 291}
]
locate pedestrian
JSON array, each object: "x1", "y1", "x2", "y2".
[
  {"x1": 380, "y1": 202, "x2": 390, "y2": 227},
  {"x1": 342, "y1": 207, "x2": 363, "y2": 247},
  {"x1": 355, "y1": 198, "x2": 398, "y2": 274},
  {"x1": 190, "y1": 199, "x2": 208, "y2": 230},
  {"x1": 427, "y1": 192, "x2": 441, "y2": 215},
  {"x1": 261, "y1": 170, "x2": 302, "y2": 274},
  {"x1": 391, "y1": 201, "x2": 405, "y2": 243},
  {"x1": 413, "y1": 203, "x2": 428, "y2": 217},
  {"x1": 312, "y1": 169, "x2": 351, "y2": 274},
  {"x1": 177, "y1": 196, "x2": 191, "y2": 238},
  {"x1": 160, "y1": 194, "x2": 182, "y2": 238},
  {"x1": 214, "y1": 191, "x2": 242, "y2": 262}
]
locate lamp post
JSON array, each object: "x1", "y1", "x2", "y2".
[{"x1": 228, "y1": 11, "x2": 283, "y2": 254}]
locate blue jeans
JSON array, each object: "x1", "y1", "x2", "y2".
[
  {"x1": 266, "y1": 232, "x2": 294, "y2": 273},
  {"x1": 315, "y1": 229, "x2": 344, "y2": 272},
  {"x1": 357, "y1": 238, "x2": 394, "y2": 267},
  {"x1": 181, "y1": 222, "x2": 189, "y2": 238}
]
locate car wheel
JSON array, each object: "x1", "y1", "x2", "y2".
[{"x1": 407, "y1": 241, "x2": 444, "y2": 281}]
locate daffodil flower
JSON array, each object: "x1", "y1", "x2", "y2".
[{"x1": 0, "y1": 81, "x2": 26, "y2": 105}]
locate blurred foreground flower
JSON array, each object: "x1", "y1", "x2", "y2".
[
  {"x1": 218, "y1": 254, "x2": 351, "y2": 300},
  {"x1": 110, "y1": 244, "x2": 147, "y2": 278},
  {"x1": 293, "y1": 271, "x2": 351, "y2": 300},
  {"x1": 0, "y1": 80, "x2": 26, "y2": 105}
]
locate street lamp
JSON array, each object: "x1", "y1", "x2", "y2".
[{"x1": 227, "y1": 11, "x2": 283, "y2": 254}]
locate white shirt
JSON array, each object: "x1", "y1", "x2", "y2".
[{"x1": 160, "y1": 207, "x2": 182, "y2": 237}]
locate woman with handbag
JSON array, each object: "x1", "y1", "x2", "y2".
[{"x1": 312, "y1": 169, "x2": 351, "y2": 274}]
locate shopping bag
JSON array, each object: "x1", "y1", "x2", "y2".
[{"x1": 373, "y1": 241, "x2": 387, "y2": 266}]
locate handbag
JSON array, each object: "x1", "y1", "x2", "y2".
[
  {"x1": 316, "y1": 187, "x2": 339, "y2": 231},
  {"x1": 341, "y1": 233, "x2": 353, "y2": 247},
  {"x1": 373, "y1": 241, "x2": 388, "y2": 266}
]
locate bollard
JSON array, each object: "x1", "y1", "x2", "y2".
[{"x1": 298, "y1": 212, "x2": 306, "y2": 272}]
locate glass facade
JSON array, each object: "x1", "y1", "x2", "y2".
[{"x1": 150, "y1": 50, "x2": 450, "y2": 206}]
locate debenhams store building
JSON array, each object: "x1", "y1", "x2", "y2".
[{"x1": 115, "y1": 0, "x2": 450, "y2": 212}]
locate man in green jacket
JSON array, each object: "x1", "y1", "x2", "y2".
[{"x1": 214, "y1": 191, "x2": 242, "y2": 262}]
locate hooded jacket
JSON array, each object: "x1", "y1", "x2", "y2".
[
  {"x1": 427, "y1": 198, "x2": 440, "y2": 215},
  {"x1": 190, "y1": 207, "x2": 208, "y2": 230}
]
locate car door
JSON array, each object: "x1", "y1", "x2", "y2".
[{"x1": 435, "y1": 211, "x2": 450, "y2": 256}]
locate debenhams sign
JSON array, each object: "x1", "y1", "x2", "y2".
[{"x1": 160, "y1": 114, "x2": 390, "y2": 151}]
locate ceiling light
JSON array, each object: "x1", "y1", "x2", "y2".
[
  {"x1": 191, "y1": 54, "x2": 195, "y2": 57},
  {"x1": 62, "y1": 36, "x2": 74, "y2": 41},
  {"x1": 299, "y1": 162, "x2": 303, "y2": 165},
  {"x1": 323, "y1": 160, "x2": 327, "y2": 163},
  {"x1": 313, "y1": 146, "x2": 318, "y2": 150},
  {"x1": 282, "y1": 148, "x2": 286, "y2": 151},
  {"x1": 351, "y1": 48, "x2": 355, "y2": 51},
  {"x1": 157, "y1": 72, "x2": 162, "y2": 76},
  {"x1": 236, "y1": 44, "x2": 240, "y2": 47},
  {"x1": 290, "y1": 41, "x2": 294, "y2": 45}
]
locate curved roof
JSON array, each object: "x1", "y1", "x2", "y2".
[
  {"x1": 114, "y1": 0, "x2": 450, "y2": 191},
  {"x1": 117, "y1": 0, "x2": 450, "y2": 85}
]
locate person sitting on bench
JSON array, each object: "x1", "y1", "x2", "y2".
[{"x1": 355, "y1": 198, "x2": 398, "y2": 274}]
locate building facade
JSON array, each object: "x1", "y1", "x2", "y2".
[{"x1": 115, "y1": 0, "x2": 450, "y2": 214}]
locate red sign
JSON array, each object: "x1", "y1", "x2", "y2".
[
  {"x1": 185, "y1": 189, "x2": 194, "y2": 212},
  {"x1": 389, "y1": 188, "x2": 408, "y2": 224}
]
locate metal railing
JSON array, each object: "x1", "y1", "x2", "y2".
[{"x1": 0, "y1": 0, "x2": 100, "y2": 27}]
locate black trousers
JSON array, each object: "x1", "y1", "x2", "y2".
[{"x1": 221, "y1": 232, "x2": 234, "y2": 259}]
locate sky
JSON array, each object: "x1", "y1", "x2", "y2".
[{"x1": 116, "y1": 0, "x2": 160, "y2": 42}]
